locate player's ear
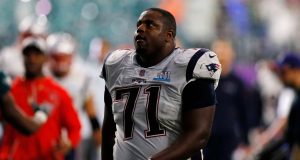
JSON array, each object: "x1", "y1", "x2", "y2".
[{"x1": 165, "y1": 30, "x2": 175, "y2": 42}]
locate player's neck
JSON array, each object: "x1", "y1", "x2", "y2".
[
  {"x1": 25, "y1": 72, "x2": 44, "y2": 80},
  {"x1": 137, "y1": 47, "x2": 175, "y2": 68}
]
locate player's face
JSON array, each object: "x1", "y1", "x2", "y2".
[
  {"x1": 134, "y1": 10, "x2": 166, "y2": 57},
  {"x1": 23, "y1": 49, "x2": 47, "y2": 77},
  {"x1": 280, "y1": 68, "x2": 297, "y2": 87},
  {"x1": 49, "y1": 54, "x2": 72, "y2": 77}
]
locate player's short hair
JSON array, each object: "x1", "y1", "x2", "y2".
[{"x1": 145, "y1": 8, "x2": 177, "y2": 37}]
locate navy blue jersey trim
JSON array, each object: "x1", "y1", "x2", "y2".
[
  {"x1": 182, "y1": 79, "x2": 216, "y2": 112},
  {"x1": 104, "y1": 86, "x2": 112, "y2": 107},
  {"x1": 186, "y1": 48, "x2": 209, "y2": 82},
  {"x1": 191, "y1": 150, "x2": 203, "y2": 160},
  {"x1": 101, "y1": 64, "x2": 107, "y2": 81}
]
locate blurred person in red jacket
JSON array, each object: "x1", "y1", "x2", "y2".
[
  {"x1": 0, "y1": 37, "x2": 81, "y2": 160},
  {"x1": 1, "y1": 70, "x2": 45, "y2": 135}
]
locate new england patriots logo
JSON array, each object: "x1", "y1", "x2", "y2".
[{"x1": 206, "y1": 63, "x2": 220, "y2": 76}]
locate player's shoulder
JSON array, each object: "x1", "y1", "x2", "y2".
[
  {"x1": 176, "y1": 48, "x2": 221, "y2": 87},
  {"x1": 105, "y1": 49, "x2": 134, "y2": 65},
  {"x1": 174, "y1": 48, "x2": 216, "y2": 65}
]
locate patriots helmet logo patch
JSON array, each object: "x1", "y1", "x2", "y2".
[{"x1": 206, "y1": 63, "x2": 220, "y2": 76}]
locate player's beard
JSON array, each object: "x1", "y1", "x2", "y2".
[
  {"x1": 135, "y1": 38, "x2": 147, "y2": 53},
  {"x1": 136, "y1": 47, "x2": 146, "y2": 55},
  {"x1": 135, "y1": 41, "x2": 149, "y2": 59}
]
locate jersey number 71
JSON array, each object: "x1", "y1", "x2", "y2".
[{"x1": 115, "y1": 85, "x2": 166, "y2": 140}]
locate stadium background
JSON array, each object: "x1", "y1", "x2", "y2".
[{"x1": 1, "y1": 0, "x2": 299, "y2": 61}]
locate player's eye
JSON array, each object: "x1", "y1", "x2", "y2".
[{"x1": 146, "y1": 22, "x2": 154, "y2": 27}]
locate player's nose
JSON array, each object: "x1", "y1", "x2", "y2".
[{"x1": 136, "y1": 23, "x2": 146, "y2": 33}]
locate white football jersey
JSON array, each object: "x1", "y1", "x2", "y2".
[
  {"x1": 48, "y1": 60, "x2": 94, "y2": 139},
  {"x1": 101, "y1": 48, "x2": 221, "y2": 160}
]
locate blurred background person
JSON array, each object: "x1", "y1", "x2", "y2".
[
  {"x1": 0, "y1": 14, "x2": 49, "y2": 140},
  {"x1": 275, "y1": 53, "x2": 300, "y2": 160},
  {"x1": 247, "y1": 53, "x2": 300, "y2": 160},
  {"x1": 204, "y1": 39, "x2": 252, "y2": 160},
  {"x1": 0, "y1": 37, "x2": 81, "y2": 160},
  {"x1": 87, "y1": 37, "x2": 112, "y2": 126},
  {"x1": 248, "y1": 60, "x2": 295, "y2": 160},
  {"x1": 0, "y1": 15, "x2": 48, "y2": 79},
  {"x1": 47, "y1": 32, "x2": 102, "y2": 160},
  {"x1": 255, "y1": 60, "x2": 285, "y2": 127}
]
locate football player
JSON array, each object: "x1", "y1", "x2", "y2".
[{"x1": 101, "y1": 8, "x2": 221, "y2": 160}]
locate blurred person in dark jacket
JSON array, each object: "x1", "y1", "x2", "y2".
[
  {"x1": 276, "y1": 53, "x2": 300, "y2": 160},
  {"x1": 204, "y1": 39, "x2": 251, "y2": 160},
  {"x1": 249, "y1": 53, "x2": 300, "y2": 160}
]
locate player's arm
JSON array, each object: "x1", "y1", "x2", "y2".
[
  {"x1": 150, "y1": 79, "x2": 216, "y2": 160},
  {"x1": 84, "y1": 95, "x2": 102, "y2": 146},
  {"x1": 151, "y1": 49, "x2": 221, "y2": 159},
  {"x1": 82, "y1": 76, "x2": 102, "y2": 146},
  {"x1": 101, "y1": 86, "x2": 116, "y2": 160},
  {"x1": 0, "y1": 71, "x2": 43, "y2": 135},
  {"x1": 1, "y1": 92, "x2": 43, "y2": 135},
  {"x1": 56, "y1": 92, "x2": 81, "y2": 155}
]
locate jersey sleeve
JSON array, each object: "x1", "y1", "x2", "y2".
[
  {"x1": 104, "y1": 86, "x2": 112, "y2": 107},
  {"x1": 181, "y1": 49, "x2": 220, "y2": 111},
  {"x1": 99, "y1": 49, "x2": 132, "y2": 86},
  {"x1": 0, "y1": 71, "x2": 11, "y2": 98},
  {"x1": 99, "y1": 49, "x2": 125, "y2": 81},
  {"x1": 182, "y1": 79, "x2": 217, "y2": 112},
  {"x1": 186, "y1": 49, "x2": 221, "y2": 89},
  {"x1": 100, "y1": 64, "x2": 107, "y2": 81}
]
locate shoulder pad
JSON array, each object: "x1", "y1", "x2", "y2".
[
  {"x1": 192, "y1": 51, "x2": 221, "y2": 88},
  {"x1": 105, "y1": 49, "x2": 133, "y2": 65},
  {"x1": 174, "y1": 48, "x2": 200, "y2": 65},
  {"x1": 184, "y1": 49, "x2": 221, "y2": 89}
]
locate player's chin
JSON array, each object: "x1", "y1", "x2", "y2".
[{"x1": 135, "y1": 45, "x2": 147, "y2": 54}]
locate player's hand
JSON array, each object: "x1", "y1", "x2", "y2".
[
  {"x1": 31, "y1": 102, "x2": 53, "y2": 124},
  {"x1": 232, "y1": 144, "x2": 253, "y2": 160},
  {"x1": 53, "y1": 133, "x2": 72, "y2": 155}
]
